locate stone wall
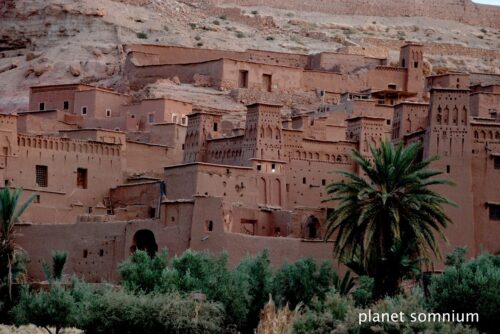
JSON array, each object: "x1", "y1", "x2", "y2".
[{"x1": 210, "y1": 0, "x2": 500, "y2": 29}]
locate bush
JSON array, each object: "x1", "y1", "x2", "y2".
[
  {"x1": 352, "y1": 275, "x2": 374, "y2": 307},
  {"x1": 136, "y1": 32, "x2": 148, "y2": 39},
  {"x1": 272, "y1": 258, "x2": 335, "y2": 308},
  {"x1": 119, "y1": 250, "x2": 249, "y2": 328},
  {"x1": 12, "y1": 284, "x2": 79, "y2": 334},
  {"x1": 212, "y1": 20, "x2": 220, "y2": 25},
  {"x1": 292, "y1": 291, "x2": 354, "y2": 334},
  {"x1": 219, "y1": 15, "x2": 227, "y2": 20},
  {"x1": 236, "y1": 250, "x2": 273, "y2": 331},
  {"x1": 266, "y1": 36, "x2": 275, "y2": 41},
  {"x1": 236, "y1": 31, "x2": 245, "y2": 38},
  {"x1": 429, "y1": 251, "x2": 500, "y2": 333}
]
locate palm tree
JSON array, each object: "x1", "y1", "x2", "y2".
[
  {"x1": 0, "y1": 187, "x2": 36, "y2": 300},
  {"x1": 324, "y1": 141, "x2": 454, "y2": 299}
]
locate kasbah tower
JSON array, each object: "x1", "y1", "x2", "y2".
[{"x1": 0, "y1": 0, "x2": 499, "y2": 282}]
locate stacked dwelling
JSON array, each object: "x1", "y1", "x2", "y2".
[{"x1": 2, "y1": 42, "x2": 498, "y2": 282}]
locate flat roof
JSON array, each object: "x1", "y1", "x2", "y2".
[
  {"x1": 59, "y1": 128, "x2": 125, "y2": 134},
  {"x1": 246, "y1": 102, "x2": 284, "y2": 108}
]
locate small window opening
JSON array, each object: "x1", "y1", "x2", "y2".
[
  {"x1": 39, "y1": 102, "x2": 45, "y2": 111},
  {"x1": 99, "y1": 249, "x2": 104, "y2": 257},
  {"x1": 322, "y1": 179, "x2": 326, "y2": 186},
  {"x1": 81, "y1": 106, "x2": 87, "y2": 115},
  {"x1": 271, "y1": 163, "x2": 276, "y2": 172},
  {"x1": 494, "y1": 156, "x2": 500, "y2": 169},
  {"x1": 213, "y1": 122, "x2": 218, "y2": 131},
  {"x1": 206, "y1": 220, "x2": 213, "y2": 232},
  {"x1": 36, "y1": 165, "x2": 48, "y2": 187},
  {"x1": 414, "y1": 61, "x2": 419, "y2": 68},
  {"x1": 77, "y1": 168, "x2": 87, "y2": 189},
  {"x1": 63, "y1": 101, "x2": 69, "y2": 110},
  {"x1": 106, "y1": 109, "x2": 111, "y2": 117},
  {"x1": 83, "y1": 249, "x2": 88, "y2": 258},
  {"x1": 446, "y1": 165, "x2": 451, "y2": 174},
  {"x1": 302, "y1": 177, "x2": 306, "y2": 184},
  {"x1": 257, "y1": 164, "x2": 262, "y2": 171}
]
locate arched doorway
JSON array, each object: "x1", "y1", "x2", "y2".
[
  {"x1": 130, "y1": 229, "x2": 158, "y2": 257},
  {"x1": 305, "y1": 215, "x2": 320, "y2": 239}
]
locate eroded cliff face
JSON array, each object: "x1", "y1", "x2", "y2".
[
  {"x1": 0, "y1": 0, "x2": 499, "y2": 113},
  {"x1": 209, "y1": 0, "x2": 500, "y2": 29}
]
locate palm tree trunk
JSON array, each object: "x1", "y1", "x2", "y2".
[{"x1": 7, "y1": 253, "x2": 12, "y2": 301}]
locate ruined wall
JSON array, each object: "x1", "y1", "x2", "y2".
[
  {"x1": 470, "y1": 93, "x2": 500, "y2": 118},
  {"x1": 210, "y1": 0, "x2": 500, "y2": 29},
  {"x1": 125, "y1": 141, "x2": 175, "y2": 177}
]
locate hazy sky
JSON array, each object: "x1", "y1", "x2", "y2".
[{"x1": 472, "y1": 0, "x2": 500, "y2": 5}]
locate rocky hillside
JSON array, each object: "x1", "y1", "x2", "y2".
[{"x1": 1, "y1": 0, "x2": 499, "y2": 112}]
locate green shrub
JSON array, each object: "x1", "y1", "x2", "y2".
[
  {"x1": 352, "y1": 275, "x2": 374, "y2": 307},
  {"x1": 236, "y1": 250, "x2": 273, "y2": 331},
  {"x1": 118, "y1": 250, "x2": 169, "y2": 294},
  {"x1": 429, "y1": 252, "x2": 500, "y2": 333},
  {"x1": 194, "y1": 35, "x2": 201, "y2": 41},
  {"x1": 12, "y1": 284, "x2": 79, "y2": 334},
  {"x1": 213, "y1": 20, "x2": 220, "y2": 25},
  {"x1": 42, "y1": 251, "x2": 68, "y2": 281},
  {"x1": 292, "y1": 291, "x2": 354, "y2": 334},
  {"x1": 272, "y1": 258, "x2": 335, "y2": 308},
  {"x1": 236, "y1": 31, "x2": 245, "y2": 38},
  {"x1": 136, "y1": 32, "x2": 148, "y2": 39},
  {"x1": 219, "y1": 15, "x2": 227, "y2": 20}
]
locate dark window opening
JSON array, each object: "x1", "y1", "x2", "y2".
[
  {"x1": 306, "y1": 216, "x2": 320, "y2": 239},
  {"x1": 83, "y1": 249, "x2": 88, "y2": 258},
  {"x1": 414, "y1": 61, "x2": 419, "y2": 68},
  {"x1": 322, "y1": 179, "x2": 326, "y2": 186},
  {"x1": 271, "y1": 163, "x2": 276, "y2": 172},
  {"x1": 401, "y1": 59, "x2": 406, "y2": 68},
  {"x1": 257, "y1": 164, "x2": 262, "y2": 171},
  {"x1": 36, "y1": 165, "x2": 48, "y2": 187},
  {"x1": 388, "y1": 84, "x2": 397, "y2": 90},
  {"x1": 130, "y1": 229, "x2": 158, "y2": 257},
  {"x1": 302, "y1": 177, "x2": 306, "y2": 184},
  {"x1": 63, "y1": 101, "x2": 69, "y2": 110},
  {"x1": 446, "y1": 165, "x2": 451, "y2": 174},
  {"x1": 34, "y1": 194, "x2": 40, "y2": 204},
  {"x1": 494, "y1": 156, "x2": 500, "y2": 169},
  {"x1": 387, "y1": 119, "x2": 391, "y2": 125},
  {"x1": 149, "y1": 207, "x2": 156, "y2": 218},
  {"x1": 238, "y1": 70, "x2": 249, "y2": 88},
  {"x1": 39, "y1": 102, "x2": 45, "y2": 111},
  {"x1": 4, "y1": 179, "x2": 9, "y2": 187},
  {"x1": 77, "y1": 168, "x2": 87, "y2": 189},
  {"x1": 206, "y1": 220, "x2": 213, "y2": 232},
  {"x1": 99, "y1": 249, "x2": 104, "y2": 257},
  {"x1": 82, "y1": 107, "x2": 87, "y2": 115},
  {"x1": 213, "y1": 122, "x2": 218, "y2": 131},
  {"x1": 489, "y1": 204, "x2": 500, "y2": 221}
]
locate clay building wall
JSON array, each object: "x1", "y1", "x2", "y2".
[
  {"x1": 469, "y1": 92, "x2": 500, "y2": 119},
  {"x1": 17, "y1": 110, "x2": 78, "y2": 134},
  {"x1": 220, "y1": 58, "x2": 303, "y2": 91},
  {"x1": 209, "y1": 0, "x2": 500, "y2": 29},
  {"x1": 469, "y1": 72, "x2": 500, "y2": 87},
  {"x1": 470, "y1": 121, "x2": 500, "y2": 255},
  {"x1": 392, "y1": 102, "x2": 429, "y2": 143},
  {"x1": 368, "y1": 67, "x2": 407, "y2": 92},
  {"x1": 125, "y1": 57, "x2": 225, "y2": 90},
  {"x1": 307, "y1": 52, "x2": 383, "y2": 73},
  {"x1": 110, "y1": 181, "x2": 162, "y2": 220},
  {"x1": 15, "y1": 218, "x2": 191, "y2": 282},
  {"x1": 246, "y1": 49, "x2": 308, "y2": 68},
  {"x1": 423, "y1": 88, "x2": 476, "y2": 258},
  {"x1": 29, "y1": 84, "x2": 89, "y2": 112},
  {"x1": 125, "y1": 141, "x2": 175, "y2": 177},
  {"x1": 206, "y1": 135, "x2": 245, "y2": 166},
  {"x1": 302, "y1": 70, "x2": 344, "y2": 93},
  {"x1": 426, "y1": 73, "x2": 470, "y2": 91},
  {"x1": 148, "y1": 123, "x2": 187, "y2": 148},
  {"x1": 74, "y1": 89, "x2": 130, "y2": 119}
]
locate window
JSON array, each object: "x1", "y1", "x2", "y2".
[
  {"x1": 401, "y1": 59, "x2": 406, "y2": 68},
  {"x1": 206, "y1": 220, "x2": 213, "y2": 232},
  {"x1": 81, "y1": 106, "x2": 87, "y2": 115},
  {"x1": 239, "y1": 70, "x2": 249, "y2": 88},
  {"x1": 35, "y1": 165, "x2": 48, "y2": 187},
  {"x1": 39, "y1": 102, "x2": 45, "y2": 111},
  {"x1": 213, "y1": 122, "x2": 218, "y2": 132},
  {"x1": 414, "y1": 61, "x2": 419, "y2": 68},
  {"x1": 63, "y1": 101, "x2": 69, "y2": 110},
  {"x1": 172, "y1": 114, "x2": 178, "y2": 123},
  {"x1": 148, "y1": 113, "x2": 155, "y2": 123},
  {"x1": 106, "y1": 109, "x2": 111, "y2": 117},
  {"x1": 303, "y1": 177, "x2": 306, "y2": 184},
  {"x1": 34, "y1": 195, "x2": 40, "y2": 204},
  {"x1": 494, "y1": 156, "x2": 500, "y2": 169},
  {"x1": 181, "y1": 117, "x2": 187, "y2": 125},
  {"x1": 388, "y1": 84, "x2": 397, "y2": 90},
  {"x1": 99, "y1": 249, "x2": 104, "y2": 257},
  {"x1": 83, "y1": 249, "x2": 88, "y2": 258},
  {"x1": 77, "y1": 168, "x2": 87, "y2": 189},
  {"x1": 446, "y1": 165, "x2": 451, "y2": 174},
  {"x1": 262, "y1": 74, "x2": 272, "y2": 92},
  {"x1": 489, "y1": 204, "x2": 500, "y2": 221},
  {"x1": 322, "y1": 179, "x2": 326, "y2": 186},
  {"x1": 257, "y1": 164, "x2": 262, "y2": 171},
  {"x1": 271, "y1": 163, "x2": 276, "y2": 172},
  {"x1": 387, "y1": 119, "x2": 391, "y2": 125}
]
